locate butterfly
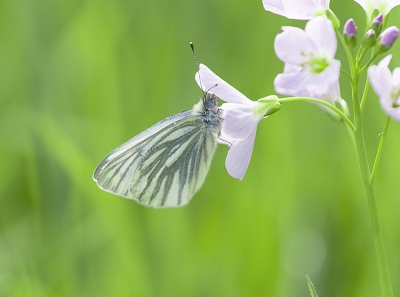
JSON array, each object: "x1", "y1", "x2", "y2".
[{"x1": 92, "y1": 92, "x2": 223, "y2": 208}]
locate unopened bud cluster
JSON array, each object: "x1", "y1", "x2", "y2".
[{"x1": 343, "y1": 14, "x2": 399, "y2": 52}]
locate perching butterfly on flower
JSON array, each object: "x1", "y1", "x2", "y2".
[
  {"x1": 92, "y1": 90, "x2": 222, "y2": 208},
  {"x1": 93, "y1": 43, "x2": 280, "y2": 208},
  {"x1": 93, "y1": 44, "x2": 224, "y2": 208}
]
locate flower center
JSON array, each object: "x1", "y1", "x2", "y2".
[
  {"x1": 300, "y1": 52, "x2": 330, "y2": 74},
  {"x1": 309, "y1": 56, "x2": 330, "y2": 73}
]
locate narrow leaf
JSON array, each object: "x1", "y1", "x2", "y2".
[{"x1": 304, "y1": 272, "x2": 319, "y2": 297}]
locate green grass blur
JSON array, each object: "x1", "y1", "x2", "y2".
[{"x1": 1, "y1": 0, "x2": 400, "y2": 296}]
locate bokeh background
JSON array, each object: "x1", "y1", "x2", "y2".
[{"x1": 1, "y1": 0, "x2": 400, "y2": 296}]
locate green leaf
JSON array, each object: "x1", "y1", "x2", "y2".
[{"x1": 304, "y1": 272, "x2": 319, "y2": 297}]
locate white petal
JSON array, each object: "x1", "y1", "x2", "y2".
[
  {"x1": 354, "y1": 0, "x2": 400, "y2": 15},
  {"x1": 219, "y1": 102, "x2": 260, "y2": 142},
  {"x1": 225, "y1": 129, "x2": 257, "y2": 180},
  {"x1": 368, "y1": 55, "x2": 392, "y2": 99},
  {"x1": 387, "y1": 0, "x2": 400, "y2": 12},
  {"x1": 262, "y1": 0, "x2": 287, "y2": 16},
  {"x1": 274, "y1": 26, "x2": 309, "y2": 65},
  {"x1": 275, "y1": 59, "x2": 340, "y2": 97},
  {"x1": 305, "y1": 16, "x2": 337, "y2": 58},
  {"x1": 380, "y1": 97, "x2": 400, "y2": 121},
  {"x1": 316, "y1": 82, "x2": 349, "y2": 120},
  {"x1": 392, "y1": 67, "x2": 400, "y2": 89},
  {"x1": 263, "y1": 0, "x2": 329, "y2": 20},
  {"x1": 274, "y1": 67, "x2": 311, "y2": 96},
  {"x1": 283, "y1": 0, "x2": 329, "y2": 19},
  {"x1": 354, "y1": 0, "x2": 377, "y2": 15},
  {"x1": 304, "y1": 59, "x2": 341, "y2": 96},
  {"x1": 354, "y1": 0, "x2": 370, "y2": 12},
  {"x1": 283, "y1": 63, "x2": 302, "y2": 73},
  {"x1": 323, "y1": 82, "x2": 348, "y2": 116},
  {"x1": 195, "y1": 64, "x2": 251, "y2": 104}
]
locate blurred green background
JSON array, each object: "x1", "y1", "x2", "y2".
[{"x1": 1, "y1": 0, "x2": 400, "y2": 296}]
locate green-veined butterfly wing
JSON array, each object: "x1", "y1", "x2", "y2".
[{"x1": 93, "y1": 94, "x2": 222, "y2": 208}]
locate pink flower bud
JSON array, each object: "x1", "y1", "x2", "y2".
[
  {"x1": 344, "y1": 19, "x2": 357, "y2": 37},
  {"x1": 380, "y1": 26, "x2": 399, "y2": 47},
  {"x1": 362, "y1": 29, "x2": 376, "y2": 48},
  {"x1": 368, "y1": 13, "x2": 383, "y2": 34}
]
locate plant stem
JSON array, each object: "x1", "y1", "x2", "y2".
[
  {"x1": 341, "y1": 68, "x2": 354, "y2": 83},
  {"x1": 278, "y1": 97, "x2": 355, "y2": 131},
  {"x1": 360, "y1": 78, "x2": 370, "y2": 112},
  {"x1": 360, "y1": 54, "x2": 378, "y2": 74},
  {"x1": 371, "y1": 117, "x2": 391, "y2": 185},
  {"x1": 352, "y1": 69, "x2": 393, "y2": 297},
  {"x1": 336, "y1": 29, "x2": 354, "y2": 73}
]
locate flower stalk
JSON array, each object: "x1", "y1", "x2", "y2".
[
  {"x1": 278, "y1": 97, "x2": 355, "y2": 131},
  {"x1": 352, "y1": 52, "x2": 393, "y2": 297},
  {"x1": 262, "y1": 1, "x2": 400, "y2": 295},
  {"x1": 371, "y1": 117, "x2": 391, "y2": 185}
]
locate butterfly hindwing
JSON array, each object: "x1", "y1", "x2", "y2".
[{"x1": 93, "y1": 108, "x2": 218, "y2": 208}]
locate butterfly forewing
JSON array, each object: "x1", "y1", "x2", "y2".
[{"x1": 93, "y1": 95, "x2": 221, "y2": 208}]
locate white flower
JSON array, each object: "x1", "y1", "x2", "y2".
[
  {"x1": 262, "y1": 0, "x2": 330, "y2": 20},
  {"x1": 196, "y1": 65, "x2": 280, "y2": 180},
  {"x1": 368, "y1": 55, "x2": 400, "y2": 120},
  {"x1": 274, "y1": 16, "x2": 340, "y2": 98},
  {"x1": 354, "y1": 0, "x2": 400, "y2": 16}
]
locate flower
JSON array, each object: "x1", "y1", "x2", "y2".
[
  {"x1": 262, "y1": 0, "x2": 330, "y2": 20},
  {"x1": 368, "y1": 55, "x2": 400, "y2": 120},
  {"x1": 274, "y1": 16, "x2": 340, "y2": 98},
  {"x1": 354, "y1": 0, "x2": 400, "y2": 17},
  {"x1": 195, "y1": 64, "x2": 280, "y2": 180}
]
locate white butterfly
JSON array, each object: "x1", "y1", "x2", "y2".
[{"x1": 93, "y1": 93, "x2": 222, "y2": 208}]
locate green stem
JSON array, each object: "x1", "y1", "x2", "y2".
[
  {"x1": 360, "y1": 78, "x2": 370, "y2": 112},
  {"x1": 352, "y1": 67, "x2": 393, "y2": 297},
  {"x1": 355, "y1": 47, "x2": 364, "y2": 64},
  {"x1": 345, "y1": 119, "x2": 356, "y2": 151},
  {"x1": 357, "y1": 47, "x2": 367, "y2": 64},
  {"x1": 336, "y1": 29, "x2": 354, "y2": 73},
  {"x1": 360, "y1": 54, "x2": 378, "y2": 74},
  {"x1": 371, "y1": 117, "x2": 391, "y2": 185},
  {"x1": 278, "y1": 97, "x2": 355, "y2": 131},
  {"x1": 341, "y1": 68, "x2": 354, "y2": 83}
]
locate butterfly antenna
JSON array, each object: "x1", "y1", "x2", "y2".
[
  {"x1": 190, "y1": 42, "x2": 199, "y2": 69},
  {"x1": 190, "y1": 42, "x2": 206, "y2": 98},
  {"x1": 207, "y1": 84, "x2": 218, "y2": 93}
]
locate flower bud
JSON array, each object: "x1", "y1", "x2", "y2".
[
  {"x1": 257, "y1": 95, "x2": 281, "y2": 117},
  {"x1": 325, "y1": 9, "x2": 340, "y2": 29},
  {"x1": 344, "y1": 19, "x2": 357, "y2": 48},
  {"x1": 376, "y1": 26, "x2": 399, "y2": 53},
  {"x1": 362, "y1": 29, "x2": 376, "y2": 49},
  {"x1": 380, "y1": 26, "x2": 399, "y2": 47},
  {"x1": 367, "y1": 13, "x2": 383, "y2": 35}
]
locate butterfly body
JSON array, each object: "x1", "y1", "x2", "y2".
[{"x1": 93, "y1": 93, "x2": 222, "y2": 208}]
